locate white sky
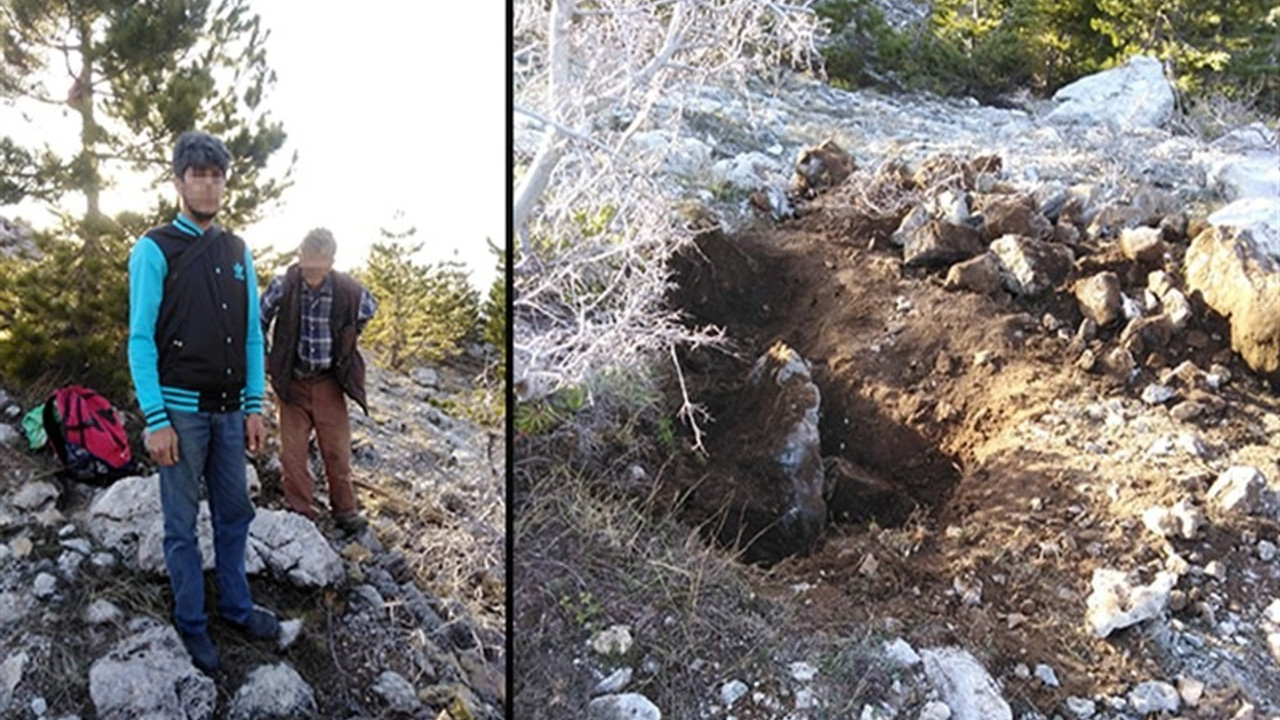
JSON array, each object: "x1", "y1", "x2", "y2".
[{"x1": 0, "y1": 2, "x2": 506, "y2": 290}]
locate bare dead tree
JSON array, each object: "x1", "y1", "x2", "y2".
[{"x1": 513, "y1": 0, "x2": 824, "y2": 420}]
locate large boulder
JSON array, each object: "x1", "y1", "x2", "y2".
[
  {"x1": 698, "y1": 342, "x2": 826, "y2": 564},
  {"x1": 1045, "y1": 55, "x2": 1175, "y2": 129},
  {"x1": 86, "y1": 475, "x2": 344, "y2": 587},
  {"x1": 1184, "y1": 224, "x2": 1280, "y2": 381},
  {"x1": 88, "y1": 623, "x2": 216, "y2": 720}
]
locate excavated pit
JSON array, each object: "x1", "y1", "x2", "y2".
[{"x1": 667, "y1": 224, "x2": 970, "y2": 563}]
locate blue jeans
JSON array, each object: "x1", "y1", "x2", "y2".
[{"x1": 159, "y1": 410, "x2": 256, "y2": 635}]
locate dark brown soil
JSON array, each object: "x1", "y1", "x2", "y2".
[{"x1": 661, "y1": 185, "x2": 1280, "y2": 709}]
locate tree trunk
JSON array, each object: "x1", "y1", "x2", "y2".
[
  {"x1": 73, "y1": 17, "x2": 103, "y2": 237},
  {"x1": 512, "y1": 0, "x2": 575, "y2": 241}
]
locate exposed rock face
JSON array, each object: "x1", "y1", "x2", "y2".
[
  {"x1": 1184, "y1": 225, "x2": 1280, "y2": 382},
  {"x1": 88, "y1": 623, "x2": 216, "y2": 720},
  {"x1": 700, "y1": 342, "x2": 826, "y2": 564}
]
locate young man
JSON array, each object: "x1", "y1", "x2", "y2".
[
  {"x1": 127, "y1": 131, "x2": 280, "y2": 674},
  {"x1": 260, "y1": 228, "x2": 377, "y2": 532}
]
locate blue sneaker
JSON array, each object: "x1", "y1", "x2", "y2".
[{"x1": 179, "y1": 631, "x2": 220, "y2": 673}]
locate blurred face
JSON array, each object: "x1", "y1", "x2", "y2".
[
  {"x1": 299, "y1": 252, "x2": 334, "y2": 289},
  {"x1": 173, "y1": 165, "x2": 226, "y2": 223}
]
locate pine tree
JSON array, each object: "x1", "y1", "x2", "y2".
[
  {"x1": 481, "y1": 237, "x2": 507, "y2": 380},
  {"x1": 0, "y1": 0, "x2": 292, "y2": 403},
  {"x1": 355, "y1": 226, "x2": 483, "y2": 372}
]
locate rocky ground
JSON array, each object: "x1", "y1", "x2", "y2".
[
  {"x1": 0, "y1": 357, "x2": 504, "y2": 719},
  {"x1": 515, "y1": 58, "x2": 1280, "y2": 719}
]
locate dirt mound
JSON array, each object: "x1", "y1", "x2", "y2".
[{"x1": 662, "y1": 154, "x2": 1280, "y2": 709}]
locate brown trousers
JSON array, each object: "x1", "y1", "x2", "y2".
[{"x1": 278, "y1": 374, "x2": 358, "y2": 519}]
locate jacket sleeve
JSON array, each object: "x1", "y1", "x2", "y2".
[
  {"x1": 243, "y1": 245, "x2": 265, "y2": 415},
  {"x1": 127, "y1": 236, "x2": 171, "y2": 432},
  {"x1": 259, "y1": 274, "x2": 283, "y2": 339},
  {"x1": 356, "y1": 285, "x2": 378, "y2": 334}
]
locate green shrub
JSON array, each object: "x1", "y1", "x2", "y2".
[{"x1": 0, "y1": 225, "x2": 134, "y2": 405}]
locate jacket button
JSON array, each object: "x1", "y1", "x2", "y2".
[
  {"x1": 225, "y1": 368, "x2": 232, "y2": 375},
  {"x1": 226, "y1": 336, "x2": 232, "y2": 344}
]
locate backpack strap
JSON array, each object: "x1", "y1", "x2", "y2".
[
  {"x1": 164, "y1": 229, "x2": 222, "y2": 298},
  {"x1": 42, "y1": 392, "x2": 69, "y2": 465}
]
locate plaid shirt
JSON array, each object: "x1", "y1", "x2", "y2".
[{"x1": 260, "y1": 272, "x2": 377, "y2": 375}]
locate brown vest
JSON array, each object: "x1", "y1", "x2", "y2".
[{"x1": 267, "y1": 265, "x2": 369, "y2": 414}]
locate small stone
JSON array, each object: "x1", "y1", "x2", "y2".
[
  {"x1": 278, "y1": 619, "x2": 303, "y2": 650},
  {"x1": 9, "y1": 537, "x2": 33, "y2": 559},
  {"x1": 60, "y1": 538, "x2": 91, "y2": 556},
  {"x1": 86, "y1": 599, "x2": 122, "y2": 625},
  {"x1": 789, "y1": 661, "x2": 817, "y2": 683},
  {"x1": 919, "y1": 700, "x2": 952, "y2": 720},
  {"x1": 1128, "y1": 680, "x2": 1179, "y2": 714},
  {"x1": 595, "y1": 667, "x2": 633, "y2": 694},
  {"x1": 33, "y1": 573, "x2": 56, "y2": 600},
  {"x1": 12, "y1": 482, "x2": 59, "y2": 511},
  {"x1": 1142, "y1": 506, "x2": 1179, "y2": 539},
  {"x1": 587, "y1": 693, "x2": 661, "y2": 720},
  {"x1": 795, "y1": 686, "x2": 816, "y2": 709},
  {"x1": 90, "y1": 552, "x2": 115, "y2": 569},
  {"x1": 1014, "y1": 663, "x2": 1031, "y2": 679},
  {"x1": 720, "y1": 679, "x2": 749, "y2": 708},
  {"x1": 1263, "y1": 599, "x2": 1280, "y2": 626},
  {"x1": 1065, "y1": 696, "x2": 1096, "y2": 719},
  {"x1": 1034, "y1": 663, "x2": 1060, "y2": 688},
  {"x1": 1207, "y1": 466, "x2": 1266, "y2": 517},
  {"x1": 1177, "y1": 675, "x2": 1205, "y2": 706},
  {"x1": 861, "y1": 703, "x2": 895, "y2": 720},
  {"x1": 371, "y1": 670, "x2": 421, "y2": 714},
  {"x1": 1141, "y1": 384, "x2": 1176, "y2": 405},
  {"x1": 590, "y1": 625, "x2": 634, "y2": 657},
  {"x1": 1171, "y1": 499, "x2": 1205, "y2": 539},
  {"x1": 57, "y1": 551, "x2": 83, "y2": 579},
  {"x1": 1203, "y1": 560, "x2": 1226, "y2": 580},
  {"x1": 1170, "y1": 401, "x2": 1204, "y2": 421},
  {"x1": 883, "y1": 638, "x2": 921, "y2": 667},
  {"x1": 1257, "y1": 540, "x2": 1276, "y2": 562}
]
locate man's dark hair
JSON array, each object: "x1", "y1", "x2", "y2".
[{"x1": 172, "y1": 131, "x2": 231, "y2": 179}]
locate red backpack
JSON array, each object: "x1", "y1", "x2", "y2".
[{"x1": 42, "y1": 385, "x2": 135, "y2": 482}]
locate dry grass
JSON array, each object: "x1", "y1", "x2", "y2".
[{"x1": 512, "y1": 427, "x2": 902, "y2": 719}]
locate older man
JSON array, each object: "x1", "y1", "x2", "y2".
[{"x1": 260, "y1": 229, "x2": 377, "y2": 532}]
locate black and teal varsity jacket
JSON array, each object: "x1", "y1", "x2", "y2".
[{"x1": 127, "y1": 213, "x2": 264, "y2": 431}]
